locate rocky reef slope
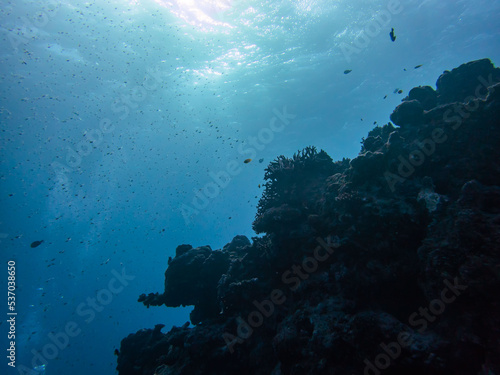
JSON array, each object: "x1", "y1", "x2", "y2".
[{"x1": 117, "y1": 58, "x2": 500, "y2": 375}]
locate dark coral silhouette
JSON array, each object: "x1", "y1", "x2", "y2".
[{"x1": 117, "y1": 59, "x2": 500, "y2": 375}]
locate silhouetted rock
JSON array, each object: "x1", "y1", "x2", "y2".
[
  {"x1": 139, "y1": 243, "x2": 230, "y2": 324},
  {"x1": 405, "y1": 85, "x2": 437, "y2": 110},
  {"x1": 436, "y1": 58, "x2": 500, "y2": 104},
  {"x1": 390, "y1": 99, "x2": 424, "y2": 127}
]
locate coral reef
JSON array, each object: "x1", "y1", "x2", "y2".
[
  {"x1": 138, "y1": 243, "x2": 230, "y2": 324},
  {"x1": 253, "y1": 146, "x2": 344, "y2": 235},
  {"x1": 117, "y1": 58, "x2": 500, "y2": 375}
]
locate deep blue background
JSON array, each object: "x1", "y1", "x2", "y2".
[{"x1": 1, "y1": 0, "x2": 500, "y2": 374}]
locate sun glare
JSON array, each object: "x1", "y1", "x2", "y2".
[{"x1": 154, "y1": 0, "x2": 235, "y2": 31}]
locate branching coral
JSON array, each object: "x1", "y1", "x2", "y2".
[
  {"x1": 253, "y1": 146, "x2": 338, "y2": 234},
  {"x1": 256, "y1": 147, "x2": 332, "y2": 216}
]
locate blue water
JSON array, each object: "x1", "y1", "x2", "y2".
[{"x1": 1, "y1": 0, "x2": 499, "y2": 374}]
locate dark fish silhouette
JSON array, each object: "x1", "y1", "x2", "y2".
[
  {"x1": 414, "y1": 64, "x2": 423, "y2": 69},
  {"x1": 344, "y1": 69, "x2": 352, "y2": 74},
  {"x1": 244, "y1": 158, "x2": 252, "y2": 164},
  {"x1": 258, "y1": 158, "x2": 264, "y2": 163},
  {"x1": 30, "y1": 240, "x2": 44, "y2": 248},
  {"x1": 390, "y1": 28, "x2": 396, "y2": 42}
]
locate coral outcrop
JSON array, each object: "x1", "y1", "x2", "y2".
[{"x1": 117, "y1": 58, "x2": 500, "y2": 375}]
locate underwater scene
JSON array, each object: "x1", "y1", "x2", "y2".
[{"x1": 1, "y1": 0, "x2": 500, "y2": 374}]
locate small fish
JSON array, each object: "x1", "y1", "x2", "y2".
[
  {"x1": 30, "y1": 240, "x2": 44, "y2": 248},
  {"x1": 383, "y1": 95, "x2": 387, "y2": 99},
  {"x1": 389, "y1": 28, "x2": 396, "y2": 42},
  {"x1": 258, "y1": 184, "x2": 261, "y2": 188},
  {"x1": 344, "y1": 69, "x2": 352, "y2": 74},
  {"x1": 397, "y1": 89, "x2": 403, "y2": 94},
  {"x1": 393, "y1": 88, "x2": 400, "y2": 94},
  {"x1": 114, "y1": 349, "x2": 120, "y2": 356},
  {"x1": 244, "y1": 158, "x2": 252, "y2": 164},
  {"x1": 258, "y1": 158, "x2": 264, "y2": 163},
  {"x1": 414, "y1": 64, "x2": 423, "y2": 69}
]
